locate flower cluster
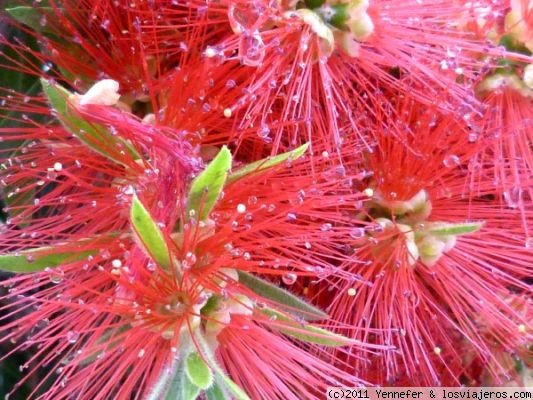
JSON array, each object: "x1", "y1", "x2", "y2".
[{"x1": 0, "y1": 0, "x2": 531, "y2": 398}]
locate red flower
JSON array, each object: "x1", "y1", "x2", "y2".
[
  {"x1": 0, "y1": 83, "x2": 372, "y2": 398},
  {"x1": 473, "y1": 70, "x2": 533, "y2": 237},
  {"x1": 152, "y1": 0, "x2": 530, "y2": 154},
  {"x1": 308, "y1": 101, "x2": 532, "y2": 385}
]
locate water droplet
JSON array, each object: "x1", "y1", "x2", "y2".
[
  {"x1": 349, "y1": 227, "x2": 365, "y2": 239},
  {"x1": 228, "y1": 2, "x2": 265, "y2": 34},
  {"x1": 282, "y1": 273, "x2": 297, "y2": 285},
  {"x1": 257, "y1": 124, "x2": 270, "y2": 139},
  {"x1": 66, "y1": 331, "x2": 79, "y2": 344},
  {"x1": 468, "y1": 132, "x2": 478, "y2": 142},
  {"x1": 443, "y1": 154, "x2": 460, "y2": 168},
  {"x1": 247, "y1": 196, "x2": 258, "y2": 205},
  {"x1": 48, "y1": 270, "x2": 64, "y2": 284},
  {"x1": 321, "y1": 223, "x2": 332, "y2": 232},
  {"x1": 239, "y1": 32, "x2": 265, "y2": 67},
  {"x1": 503, "y1": 187, "x2": 522, "y2": 209},
  {"x1": 201, "y1": 103, "x2": 211, "y2": 113},
  {"x1": 525, "y1": 237, "x2": 533, "y2": 248},
  {"x1": 182, "y1": 252, "x2": 197, "y2": 269}
]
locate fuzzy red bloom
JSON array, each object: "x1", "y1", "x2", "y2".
[
  {"x1": 0, "y1": 91, "x2": 375, "y2": 397},
  {"x1": 148, "y1": 0, "x2": 531, "y2": 154},
  {"x1": 2, "y1": 0, "x2": 195, "y2": 101},
  {"x1": 306, "y1": 102, "x2": 533, "y2": 385},
  {"x1": 472, "y1": 73, "x2": 533, "y2": 237}
]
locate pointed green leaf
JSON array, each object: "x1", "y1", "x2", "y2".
[
  {"x1": 261, "y1": 308, "x2": 352, "y2": 347},
  {"x1": 237, "y1": 271, "x2": 327, "y2": 321},
  {"x1": 206, "y1": 383, "x2": 230, "y2": 400},
  {"x1": 186, "y1": 146, "x2": 231, "y2": 221},
  {"x1": 183, "y1": 377, "x2": 202, "y2": 400},
  {"x1": 228, "y1": 143, "x2": 309, "y2": 184},
  {"x1": 6, "y1": 7, "x2": 55, "y2": 34},
  {"x1": 213, "y1": 372, "x2": 249, "y2": 400},
  {"x1": 0, "y1": 246, "x2": 94, "y2": 273},
  {"x1": 428, "y1": 221, "x2": 484, "y2": 236},
  {"x1": 40, "y1": 79, "x2": 139, "y2": 165},
  {"x1": 194, "y1": 333, "x2": 251, "y2": 400},
  {"x1": 161, "y1": 360, "x2": 184, "y2": 400},
  {"x1": 130, "y1": 194, "x2": 171, "y2": 269},
  {"x1": 185, "y1": 352, "x2": 213, "y2": 390},
  {"x1": 200, "y1": 296, "x2": 221, "y2": 316}
]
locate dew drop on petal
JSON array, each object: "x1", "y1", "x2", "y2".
[
  {"x1": 282, "y1": 273, "x2": 297, "y2": 285},
  {"x1": 321, "y1": 223, "x2": 332, "y2": 232},
  {"x1": 286, "y1": 212, "x2": 297, "y2": 221},
  {"x1": 443, "y1": 154, "x2": 460, "y2": 168},
  {"x1": 468, "y1": 132, "x2": 478, "y2": 142},
  {"x1": 66, "y1": 331, "x2": 79, "y2": 344},
  {"x1": 525, "y1": 237, "x2": 533, "y2": 249},
  {"x1": 349, "y1": 227, "x2": 365, "y2": 239},
  {"x1": 503, "y1": 187, "x2": 522, "y2": 209},
  {"x1": 247, "y1": 196, "x2": 258, "y2": 205},
  {"x1": 239, "y1": 32, "x2": 265, "y2": 67},
  {"x1": 257, "y1": 124, "x2": 270, "y2": 139}
]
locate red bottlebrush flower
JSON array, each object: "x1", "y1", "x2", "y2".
[
  {"x1": 472, "y1": 69, "x2": 533, "y2": 237},
  {"x1": 149, "y1": 0, "x2": 530, "y2": 154},
  {"x1": 306, "y1": 102, "x2": 533, "y2": 385},
  {"x1": 0, "y1": 81, "x2": 373, "y2": 398},
  {"x1": 2, "y1": 0, "x2": 189, "y2": 100}
]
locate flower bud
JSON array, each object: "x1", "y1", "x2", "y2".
[
  {"x1": 78, "y1": 79, "x2": 121, "y2": 106},
  {"x1": 349, "y1": 11, "x2": 374, "y2": 42}
]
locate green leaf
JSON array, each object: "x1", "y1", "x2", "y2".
[
  {"x1": 194, "y1": 333, "x2": 250, "y2": 400},
  {"x1": 205, "y1": 383, "x2": 230, "y2": 400},
  {"x1": 157, "y1": 358, "x2": 201, "y2": 400},
  {"x1": 183, "y1": 377, "x2": 202, "y2": 400},
  {"x1": 213, "y1": 372, "x2": 249, "y2": 400},
  {"x1": 185, "y1": 352, "x2": 213, "y2": 390},
  {"x1": 228, "y1": 143, "x2": 308, "y2": 184},
  {"x1": 6, "y1": 7, "x2": 55, "y2": 35},
  {"x1": 0, "y1": 246, "x2": 94, "y2": 273},
  {"x1": 161, "y1": 359, "x2": 185, "y2": 400},
  {"x1": 237, "y1": 271, "x2": 327, "y2": 321},
  {"x1": 260, "y1": 308, "x2": 352, "y2": 347},
  {"x1": 40, "y1": 79, "x2": 140, "y2": 165},
  {"x1": 186, "y1": 146, "x2": 231, "y2": 221},
  {"x1": 200, "y1": 296, "x2": 221, "y2": 316},
  {"x1": 428, "y1": 221, "x2": 484, "y2": 236},
  {"x1": 130, "y1": 194, "x2": 171, "y2": 269}
]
